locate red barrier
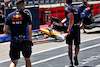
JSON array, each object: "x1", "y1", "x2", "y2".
[
  {"x1": 39, "y1": 3, "x2": 100, "y2": 24},
  {"x1": 50, "y1": 8, "x2": 57, "y2": 13},
  {"x1": 39, "y1": 6, "x2": 65, "y2": 24},
  {"x1": 56, "y1": 6, "x2": 65, "y2": 12}
]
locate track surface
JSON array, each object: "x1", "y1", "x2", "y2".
[{"x1": 0, "y1": 28, "x2": 100, "y2": 67}]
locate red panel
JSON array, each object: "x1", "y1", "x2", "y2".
[
  {"x1": 93, "y1": 9, "x2": 99, "y2": 15},
  {"x1": 57, "y1": 6, "x2": 65, "y2": 12},
  {"x1": 51, "y1": 13, "x2": 57, "y2": 17},
  {"x1": 57, "y1": 12, "x2": 65, "y2": 20},
  {"x1": 39, "y1": 14, "x2": 42, "y2": 18},
  {"x1": 39, "y1": 8, "x2": 43, "y2": 13},
  {"x1": 51, "y1": 8, "x2": 57, "y2": 13},
  {"x1": 93, "y1": 4, "x2": 99, "y2": 9},
  {"x1": 87, "y1": 4, "x2": 90, "y2": 7}
]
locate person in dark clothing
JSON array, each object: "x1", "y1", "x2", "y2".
[
  {"x1": 76, "y1": 0, "x2": 87, "y2": 33},
  {"x1": 80, "y1": 5, "x2": 93, "y2": 33},
  {"x1": 65, "y1": 0, "x2": 80, "y2": 67},
  {"x1": 3, "y1": 0, "x2": 32, "y2": 67}
]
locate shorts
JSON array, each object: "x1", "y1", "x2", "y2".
[
  {"x1": 82, "y1": 17, "x2": 91, "y2": 25},
  {"x1": 74, "y1": 13, "x2": 82, "y2": 23},
  {"x1": 9, "y1": 41, "x2": 32, "y2": 60},
  {"x1": 66, "y1": 25, "x2": 80, "y2": 45},
  {"x1": 78, "y1": 13, "x2": 82, "y2": 21}
]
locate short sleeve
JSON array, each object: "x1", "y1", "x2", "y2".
[
  {"x1": 65, "y1": 7, "x2": 70, "y2": 13},
  {"x1": 69, "y1": 8, "x2": 74, "y2": 12},
  {"x1": 65, "y1": 7, "x2": 73, "y2": 13},
  {"x1": 4, "y1": 15, "x2": 10, "y2": 25},
  {"x1": 27, "y1": 15, "x2": 32, "y2": 25}
]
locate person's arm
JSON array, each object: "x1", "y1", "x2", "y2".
[
  {"x1": 3, "y1": 25, "x2": 10, "y2": 37},
  {"x1": 90, "y1": 13, "x2": 93, "y2": 22},
  {"x1": 28, "y1": 25, "x2": 32, "y2": 41},
  {"x1": 3, "y1": 14, "x2": 10, "y2": 37},
  {"x1": 67, "y1": 12, "x2": 74, "y2": 35},
  {"x1": 27, "y1": 14, "x2": 32, "y2": 42},
  {"x1": 80, "y1": 22, "x2": 84, "y2": 28}
]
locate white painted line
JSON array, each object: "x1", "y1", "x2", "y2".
[
  {"x1": 31, "y1": 45, "x2": 67, "y2": 55},
  {"x1": 0, "y1": 59, "x2": 11, "y2": 64},
  {"x1": 81, "y1": 36, "x2": 100, "y2": 43},
  {"x1": 0, "y1": 37, "x2": 100, "y2": 64},
  {"x1": 27, "y1": 36, "x2": 100, "y2": 55},
  {"x1": 0, "y1": 44, "x2": 67, "y2": 64},
  {"x1": 95, "y1": 65, "x2": 100, "y2": 67},
  {"x1": 65, "y1": 65, "x2": 69, "y2": 67},
  {"x1": 0, "y1": 42, "x2": 10, "y2": 46},
  {"x1": 23, "y1": 36, "x2": 100, "y2": 56},
  {"x1": 21, "y1": 44, "x2": 100, "y2": 67}
]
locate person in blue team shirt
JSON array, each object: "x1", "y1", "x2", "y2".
[
  {"x1": 65, "y1": 0, "x2": 80, "y2": 67},
  {"x1": 80, "y1": 5, "x2": 93, "y2": 33},
  {"x1": 3, "y1": 0, "x2": 33, "y2": 67},
  {"x1": 76, "y1": 0, "x2": 87, "y2": 22}
]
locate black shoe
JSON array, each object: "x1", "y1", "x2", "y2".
[
  {"x1": 69, "y1": 62, "x2": 74, "y2": 67},
  {"x1": 74, "y1": 56, "x2": 79, "y2": 66},
  {"x1": 83, "y1": 31, "x2": 87, "y2": 33}
]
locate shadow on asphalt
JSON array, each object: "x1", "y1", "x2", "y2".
[
  {"x1": 86, "y1": 30, "x2": 100, "y2": 34},
  {"x1": 33, "y1": 39, "x2": 64, "y2": 45}
]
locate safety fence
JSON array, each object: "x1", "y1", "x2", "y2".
[{"x1": 0, "y1": 0, "x2": 99, "y2": 6}]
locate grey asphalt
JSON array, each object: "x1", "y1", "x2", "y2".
[{"x1": 0, "y1": 37, "x2": 100, "y2": 67}]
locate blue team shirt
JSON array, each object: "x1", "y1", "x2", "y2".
[
  {"x1": 76, "y1": 4, "x2": 87, "y2": 14},
  {"x1": 5, "y1": 9, "x2": 32, "y2": 42},
  {"x1": 65, "y1": 4, "x2": 74, "y2": 32},
  {"x1": 81, "y1": 7, "x2": 92, "y2": 18}
]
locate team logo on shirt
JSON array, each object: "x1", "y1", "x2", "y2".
[
  {"x1": 12, "y1": 14, "x2": 23, "y2": 21},
  {"x1": 12, "y1": 14, "x2": 23, "y2": 24},
  {"x1": 65, "y1": 7, "x2": 70, "y2": 13},
  {"x1": 12, "y1": 21, "x2": 22, "y2": 24}
]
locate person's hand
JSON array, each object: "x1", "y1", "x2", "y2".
[
  {"x1": 67, "y1": 29, "x2": 71, "y2": 35},
  {"x1": 80, "y1": 22, "x2": 83, "y2": 28},
  {"x1": 29, "y1": 41, "x2": 33, "y2": 46},
  {"x1": 80, "y1": 24, "x2": 82, "y2": 28}
]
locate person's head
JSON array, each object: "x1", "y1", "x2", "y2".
[
  {"x1": 4, "y1": 0, "x2": 10, "y2": 4},
  {"x1": 66, "y1": 0, "x2": 72, "y2": 4},
  {"x1": 90, "y1": 5, "x2": 93, "y2": 9},
  {"x1": 82, "y1": 0, "x2": 87, "y2": 5},
  {"x1": 15, "y1": 0, "x2": 25, "y2": 10}
]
